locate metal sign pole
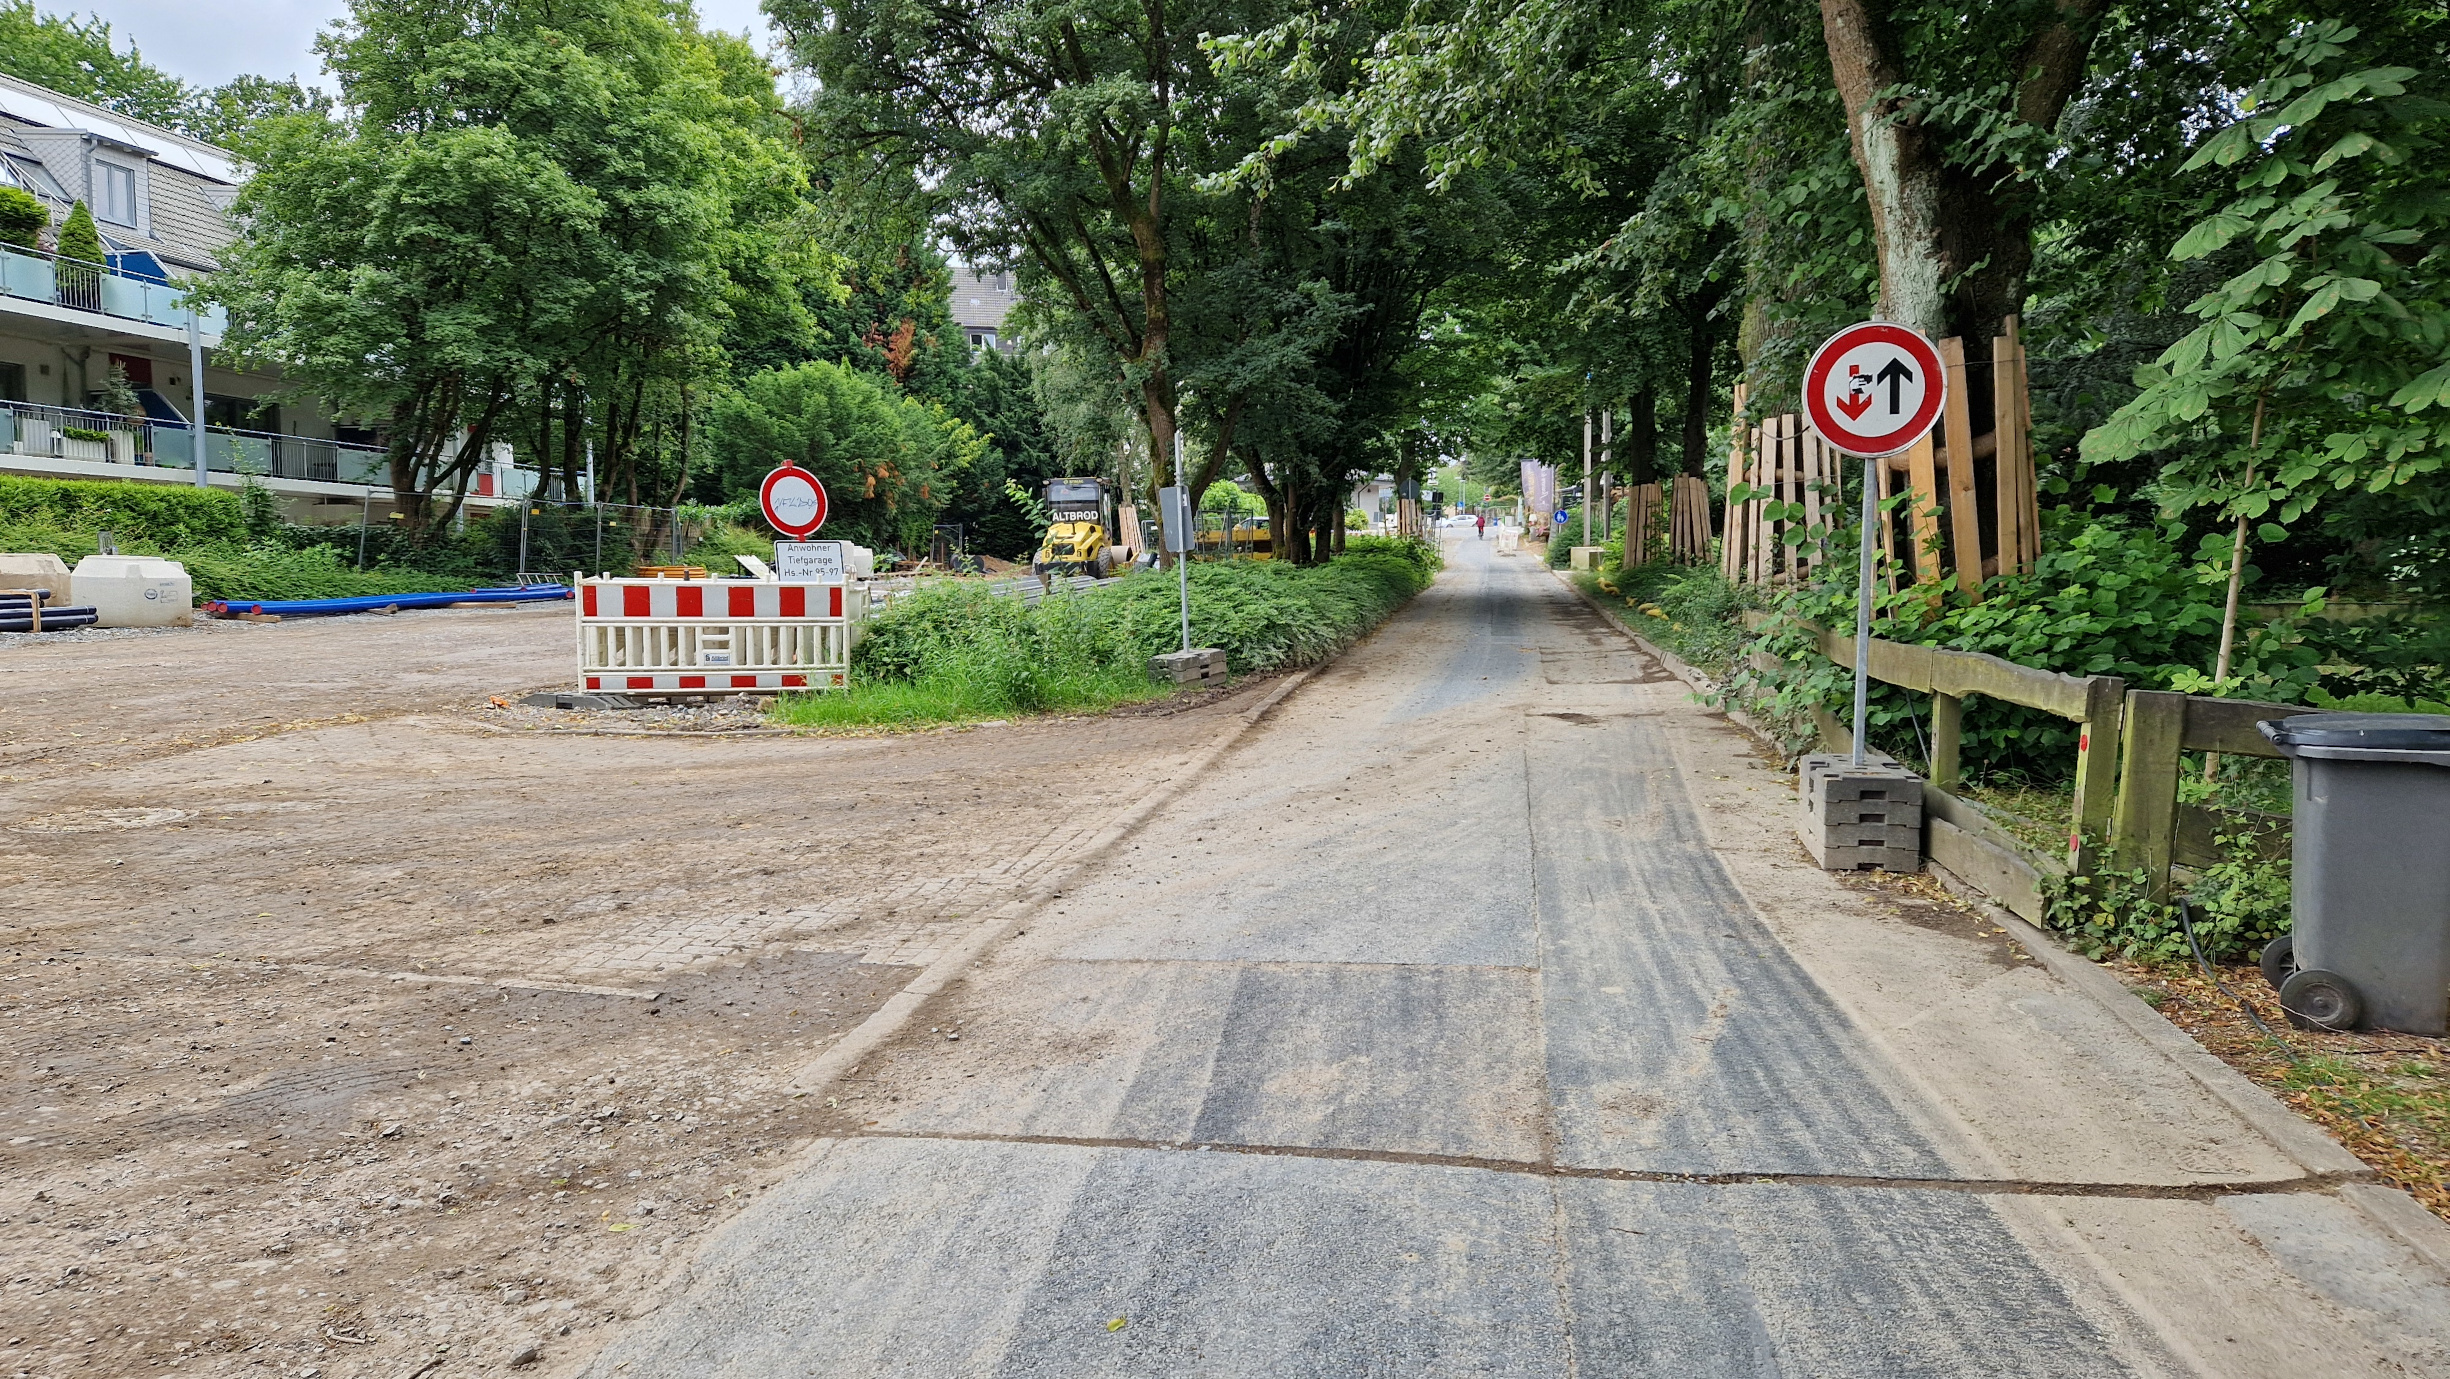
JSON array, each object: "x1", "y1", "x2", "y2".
[
  {"x1": 186, "y1": 312, "x2": 208, "y2": 488},
  {"x1": 1852, "y1": 453, "x2": 1877, "y2": 767},
  {"x1": 1174, "y1": 431, "x2": 1191, "y2": 654}
]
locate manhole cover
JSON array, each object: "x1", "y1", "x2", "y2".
[{"x1": 13, "y1": 806, "x2": 194, "y2": 833}]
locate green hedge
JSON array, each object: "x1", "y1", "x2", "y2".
[
  {"x1": 0, "y1": 474, "x2": 247, "y2": 546},
  {"x1": 793, "y1": 538, "x2": 1442, "y2": 725},
  {"x1": 0, "y1": 475, "x2": 483, "y2": 603},
  {"x1": 853, "y1": 536, "x2": 1441, "y2": 684}
]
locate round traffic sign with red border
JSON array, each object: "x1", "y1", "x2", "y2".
[
  {"x1": 1802, "y1": 322, "x2": 1947, "y2": 457},
  {"x1": 759, "y1": 463, "x2": 828, "y2": 537}
]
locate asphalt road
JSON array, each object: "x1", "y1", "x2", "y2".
[{"x1": 580, "y1": 539, "x2": 2450, "y2": 1377}]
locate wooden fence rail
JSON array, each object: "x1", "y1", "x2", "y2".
[
  {"x1": 2110, "y1": 692, "x2": 2309, "y2": 899},
  {"x1": 1761, "y1": 616, "x2": 2318, "y2": 919}
]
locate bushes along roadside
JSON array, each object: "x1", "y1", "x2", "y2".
[{"x1": 775, "y1": 536, "x2": 1440, "y2": 727}]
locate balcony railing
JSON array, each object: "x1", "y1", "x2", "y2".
[
  {"x1": 0, "y1": 243, "x2": 228, "y2": 338},
  {"x1": 0, "y1": 399, "x2": 536, "y2": 500}
]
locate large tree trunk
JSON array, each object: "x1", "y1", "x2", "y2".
[
  {"x1": 1680, "y1": 307, "x2": 1719, "y2": 475},
  {"x1": 1818, "y1": 0, "x2": 2106, "y2": 344},
  {"x1": 1626, "y1": 390, "x2": 1659, "y2": 483}
]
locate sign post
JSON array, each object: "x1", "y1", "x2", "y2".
[
  {"x1": 1167, "y1": 433, "x2": 1191, "y2": 653},
  {"x1": 1801, "y1": 322, "x2": 1947, "y2": 767},
  {"x1": 759, "y1": 464, "x2": 830, "y2": 573}
]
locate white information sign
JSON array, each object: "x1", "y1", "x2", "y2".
[{"x1": 774, "y1": 540, "x2": 845, "y2": 580}]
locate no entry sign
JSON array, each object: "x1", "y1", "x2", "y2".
[
  {"x1": 1802, "y1": 322, "x2": 1946, "y2": 457},
  {"x1": 759, "y1": 463, "x2": 829, "y2": 538}
]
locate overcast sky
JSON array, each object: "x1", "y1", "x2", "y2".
[{"x1": 80, "y1": 0, "x2": 780, "y2": 91}]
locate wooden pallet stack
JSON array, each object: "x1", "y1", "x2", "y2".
[
  {"x1": 1621, "y1": 482, "x2": 1663, "y2": 565},
  {"x1": 1720, "y1": 386, "x2": 1844, "y2": 587},
  {"x1": 1725, "y1": 318, "x2": 2040, "y2": 596},
  {"x1": 1669, "y1": 474, "x2": 1711, "y2": 564}
]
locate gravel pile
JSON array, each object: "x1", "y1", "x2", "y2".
[{"x1": 480, "y1": 695, "x2": 779, "y2": 733}]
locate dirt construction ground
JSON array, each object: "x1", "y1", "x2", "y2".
[{"x1": 0, "y1": 606, "x2": 1252, "y2": 1377}]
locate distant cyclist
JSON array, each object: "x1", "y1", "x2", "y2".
[{"x1": 1476, "y1": 512, "x2": 1487, "y2": 539}]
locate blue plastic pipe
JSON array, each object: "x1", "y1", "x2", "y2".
[{"x1": 205, "y1": 585, "x2": 573, "y2": 618}]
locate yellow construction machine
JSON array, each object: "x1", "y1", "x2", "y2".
[{"x1": 1032, "y1": 477, "x2": 1116, "y2": 579}]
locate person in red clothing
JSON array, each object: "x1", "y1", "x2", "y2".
[{"x1": 1476, "y1": 512, "x2": 1487, "y2": 539}]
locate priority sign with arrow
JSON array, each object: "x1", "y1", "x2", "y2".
[
  {"x1": 1803, "y1": 322, "x2": 1946, "y2": 458},
  {"x1": 1800, "y1": 320, "x2": 1948, "y2": 770}
]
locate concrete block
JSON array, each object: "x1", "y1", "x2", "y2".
[
  {"x1": 0, "y1": 552, "x2": 70, "y2": 606},
  {"x1": 1151, "y1": 647, "x2": 1228, "y2": 687},
  {"x1": 1797, "y1": 752, "x2": 1918, "y2": 806},
  {"x1": 1801, "y1": 818, "x2": 1922, "y2": 852},
  {"x1": 1569, "y1": 546, "x2": 1606, "y2": 571},
  {"x1": 1806, "y1": 772, "x2": 1922, "y2": 829},
  {"x1": 1797, "y1": 753, "x2": 1924, "y2": 872},
  {"x1": 1800, "y1": 815, "x2": 1924, "y2": 872}
]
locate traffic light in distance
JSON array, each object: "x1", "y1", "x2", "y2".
[{"x1": 1429, "y1": 489, "x2": 1443, "y2": 505}]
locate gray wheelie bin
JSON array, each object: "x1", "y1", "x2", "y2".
[{"x1": 2257, "y1": 712, "x2": 2450, "y2": 1035}]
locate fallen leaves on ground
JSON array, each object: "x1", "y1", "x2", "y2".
[{"x1": 2116, "y1": 958, "x2": 2450, "y2": 1222}]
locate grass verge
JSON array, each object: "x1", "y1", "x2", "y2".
[
  {"x1": 772, "y1": 536, "x2": 1440, "y2": 729},
  {"x1": 1565, "y1": 558, "x2": 1757, "y2": 682}
]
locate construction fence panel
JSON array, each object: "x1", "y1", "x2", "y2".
[{"x1": 575, "y1": 577, "x2": 864, "y2": 694}]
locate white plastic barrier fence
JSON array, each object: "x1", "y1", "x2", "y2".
[{"x1": 577, "y1": 577, "x2": 865, "y2": 693}]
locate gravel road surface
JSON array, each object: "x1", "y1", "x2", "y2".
[{"x1": 584, "y1": 540, "x2": 2450, "y2": 1378}]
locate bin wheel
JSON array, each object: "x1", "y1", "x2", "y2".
[
  {"x1": 2279, "y1": 968, "x2": 2363, "y2": 1032},
  {"x1": 2259, "y1": 934, "x2": 2296, "y2": 992}
]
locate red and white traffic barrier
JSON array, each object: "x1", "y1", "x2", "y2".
[{"x1": 576, "y1": 576, "x2": 864, "y2": 694}]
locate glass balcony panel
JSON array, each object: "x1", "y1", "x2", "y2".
[
  {"x1": 0, "y1": 249, "x2": 53, "y2": 304},
  {"x1": 152, "y1": 425, "x2": 192, "y2": 469},
  {"x1": 100, "y1": 274, "x2": 148, "y2": 319}
]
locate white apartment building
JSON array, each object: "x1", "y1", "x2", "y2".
[{"x1": 0, "y1": 73, "x2": 522, "y2": 523}]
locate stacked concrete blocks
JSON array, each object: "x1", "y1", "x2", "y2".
[
  {"x1": 1798, "y1": 752, "x2": 1924, "y2": 872},
  {"x1": 1151, "y1": 647, "x2": 1229, "y2": 687}
]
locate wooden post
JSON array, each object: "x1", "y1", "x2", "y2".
[
  {"x1": 1779, "y1": 416, "x2": 1800, "y2": 582},
  {"x1": 2108, "y1": 690, "x2": 2187, "y2": 896},
  {"x1": 1992, "y1": 323, "x2": 2027, "y2": 577},
  {"x1": 1940, "y1": 337, "x2": 1982, "y2": 598},
  {"x1": 1722, "y1": 384, "x2": 1748, "y2": 579},
  {"x1": 1801, "y1": 428, "x2": 1827, "y2": 574},
  {"x1": 2068, "y1": 675, "x2": 2128, "y2": 875},
  {"x1": 1750, "y1": 422, "x2": 1771, "y2": 586},
  {"x1": 1931, "y1": 691, "x2": 1963, "y2": 791},
  {"x1": 1904, "y1": 431, "x2": 1942, "y2": 586},
  {"x1": 1875, "y1": 455, "x2": 1901, "y2": 595}
]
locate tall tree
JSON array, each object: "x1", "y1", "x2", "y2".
[
  {"x1": 217, "y1": 0, "x2": 821, "y2": 538},
  {"x1": 779, "y1": 0, "x2": 1255, "y2": 509},
  {"x1": 1815, "y1": 0, "x2": 2108, "y2": 345}
]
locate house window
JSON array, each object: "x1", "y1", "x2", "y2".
[
  {"x1": 0, "y1": 362, "x2": 24, "y2": 402},
  {"x1": 95, "y1": 160, "x2": 137, "y2": 226}
]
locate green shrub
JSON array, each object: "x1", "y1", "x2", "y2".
[
  {"x1": 1584, "y1": 560, "x2": 1759, "y2": 681},
  {"x1": 1546, "y1": 505, "x2": 1593, "y2": 568},
  {"x1": 180, "y1": 545, "x2": 476, "y2": 603},
  {"x1": 802, "y1": 539, "x2": 1441, "y2": 726},
  {"x1": 2050, "y1": 828, "x2": 2291, "y2": 964},
  {"x1": 0, "y1": 474, "x2": 247, "y2": 546},
  {"x1": 682, "y1": 523, "x2": 781, "y2": 576},
  {"x1": 0, "y1": 186, "x2": 44, "y2": 250},
  {"x1": 55, "y1": 200, "x2": 101, "y2": 265},
  {"x1": 1741, "y1": 518, "x2": 2322, "y2": 782}
]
